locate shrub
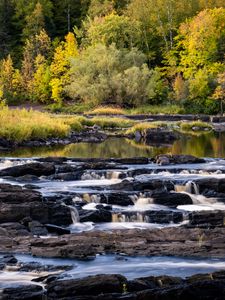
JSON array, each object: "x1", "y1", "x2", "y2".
[{"x1": 66, "y1": 44, "x2": 166, "y2": 107}]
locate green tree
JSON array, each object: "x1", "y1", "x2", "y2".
[
  {"x1": 66, "y1": 43, "x2": 165, "y2": 107},
  {"x1": 0, "y1": 0, "x2": 14, "y2": 59},
  {"x1": 23, "y1": 2, "x2": 45, "y2": 40},
  {"x1": 212, "y1": 71, "x2": 225, "y2": 115},
  {"x1": 80, "y1": 13, "x2": 141, "y2": 50}
]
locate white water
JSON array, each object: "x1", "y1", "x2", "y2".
[{"x1": 69, "y1": 206, "x2": 80, "y2": 223}]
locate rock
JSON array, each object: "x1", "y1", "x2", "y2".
[
  {"x1": 109, "y1": 179, "x2": 174, "y2": 192},
  {"x1": 47, "y1": 203, "x2": 72, "y2": 226},
  {"x1": 37, "y1": 157, "x2": 68, "y2": 164},
  {"x1": 28, "y1": 221, "x2": 48, "y2": 236},
  {"x1": 0, "y1": 162, "x2": 55, "y2": 177},
  {"x1": 0, "y1": 222, "x2": 30, "y2": 236},
  {"x1": 16, "y1": 175, "x2": 40, "y2": 182},
  {"x1": 136, "y1": 279, "x2": 225, "y2": 300},
  {"x1": 151, "y1": 192, "x2": 192, "y2": 207},
  {"x1": 114, "y1": 158, "x2": 149, "y2": 165},
  {"x1": 47, "y1": 274, "x2": 127, "y2": 298},
  {"x1": 143, "y1": 129, "x2": 178, "y2": 143},
  {"x1": 0, "y1": 254, "x2": 17, "y2": 265},
  {"x1": 45, "y1": 224, "x2": 71, "y2": 235},
  {"x1": 101, "y1": 193, "x2": 134, "y2": 206},
  {"x1": 52, "y1": 171, "x2": 83, "y2": 181},
  {"x1": 0, "y1": 284, "x2": 44, "y2": 300},
  {"x1": 0, "y1": 185, "x2": 42, "y2": 204},
  {"x1": 189, "y1": 211, "x2": 225, "y2": 227},
  {"x1": 18, "y1": 261, "x2": 72, "y2": 273},
  {"x1": 196, "y1": 178, "x2": 225, "y2": 194},
  {"x1": 79, "y1": 209, "x2": 112, "y2": 223},
  {"x1": 156, "y1": 155, "x2": 205, "y2": 165}
]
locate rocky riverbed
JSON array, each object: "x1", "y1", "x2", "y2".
[{"x1": 1, "y1": 155, "x2": 225, "y2": 299}]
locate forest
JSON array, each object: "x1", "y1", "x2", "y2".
[{"x1": 0, "y1": 0, "x2": 224, "y2": 114}]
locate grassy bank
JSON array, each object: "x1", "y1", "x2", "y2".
[
  {"x1": 47, "y1": 103, "x2": 185, "y2": 116},
  {"x1": 0, "y1": 108, "x2": 71, "y2": 142},
  {"x1": 0, "y1": 107, "x2": 214, "y2": 143}
]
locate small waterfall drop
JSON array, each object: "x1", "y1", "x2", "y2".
[
  {"x1": 107, "y1": 171, "x2": 122, "y2": 180},
  {"x1": 175, "y1": 181, "x2": 199, "y2": 195},
  {"x1": 69, "y1": 206, "x2": 80, "y2": 224}
]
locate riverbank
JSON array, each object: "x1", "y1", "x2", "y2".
[{"x1": 2, "y1": 107, "x2": 225, "y2": 154}]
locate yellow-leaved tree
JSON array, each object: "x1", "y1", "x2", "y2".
[
  {"x1": 50, "y1": 32, "x2": 78, "y2": 103},
  {"x1": 0, "y1": 54, "x2": 22, "y2": 103}
]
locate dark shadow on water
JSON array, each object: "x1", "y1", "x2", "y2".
[{"x1": 1, "y1": 132, "x2": 225, "y2": 158}]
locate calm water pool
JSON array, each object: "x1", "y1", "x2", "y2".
[{"x1": 1, "y1": 132, "x2": 225, "y2": 158}]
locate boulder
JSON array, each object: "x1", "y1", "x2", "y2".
[
  {"x1": 151, "y1": 192, "x2": 193, "y2": 207},
  {"x1": 156, "y1": 155, "x2": 205, "y2": 165},
  {"x1": 189, "y1": 211, "x2": 225, "y2": 227},
  {"x1": 47, "y1": 274, "x2": 127, "y2": 298},
  {"x1": 0, "y1": 162, "x2": 55, "y2": 177},
  {"x1": 0, "y1": 284, "x2": 44, "y2": 300},
  {"x1": 79, "y1": 209, "x2": 112, "y2": 223},
  {"x1": 100, "y1": 193, "x2": 134, "y2": 206}
]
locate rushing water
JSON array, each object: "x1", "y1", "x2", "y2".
[
  {"x1": 1, "y1": 132, "x2": 225, "y2": 158},
  {"x1": 1, "y1": 254, "x2": 225, "y2": 285}
]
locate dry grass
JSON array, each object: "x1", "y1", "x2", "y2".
[
  {"x1": 86, "y1": 106, "x2": 125, "y2": 115},
  {"x1": 0, "y1": 108, "x2": 71, "y2": 142},
  {"x1": 126, "y1": 122, "x2": 167, "y2": 134}
]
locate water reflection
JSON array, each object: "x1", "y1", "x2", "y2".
[{"x1": 1, "y1": 132, "x2": 225, "y2": 158}]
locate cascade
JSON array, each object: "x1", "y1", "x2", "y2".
[{"x1": 69, "y1": 206, "x2": 80, "y2": 224}]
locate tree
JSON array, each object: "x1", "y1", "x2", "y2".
[
  {"x1": 88, "y1": 0, "x2": 114, "y2": 18},
  {"x1": 32, "y1": 54, "x2": 51, "y2": 102},
  {"x1": 173, "y1": 73, "x2": 188, "y2": 102},
  {"x1": 51, "y1": 0, "x2": 84, "y2": 38},
  {"x1": 126, "y1": 0, "x2": 225, "y2": 65},
  {"x1": 50, "y1": 32, "x2": 78, "y2": 103},
  {"x1": 0, "y1": 55, "x2": 22, "y2": 102},
  {"x1": 0, "y1": 0, "x2": 14, "y2": 59},
  {"x1": 80, "y1": 13, "x2": 141, "y2": 50},
  {"x1": 178, "y1": 8, "x2": 225, "y2": 78},
  {"x1": 21, "y1": 29, "x2": 51, "y2": 98},
  {"x1": 66, "y1": 43, "x2": 165, "y2": 107},
  {"x1": 23, "y1": 2, "x2": 45, "y2": 40},
  {"x1": 212, "y1": 71, "x2": 225, "y2": 115}
]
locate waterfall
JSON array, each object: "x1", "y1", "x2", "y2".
[
  {"x1": 135, "y1": 197, "x2": 154, "y2": 205},
  {"x1": 107, "y1": 171, "x2": 122, "y2": 180},
  {"x1": 175, "y1": 181, "x2": 199, "y2": 195},
  {"x1": 69, "y1": 206, "x2": 80, "y2": 224}
]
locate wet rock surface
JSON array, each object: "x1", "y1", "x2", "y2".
[{"x1": 0, "y1": 156, "x2": 225, "y2": 299}]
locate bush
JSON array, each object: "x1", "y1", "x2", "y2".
[
  {"x1": 66, "y1": 44, "x2": 166, "y2": 107},
  {"x1": 184, "y1": 98, "x2": 219, "y2": 114}
]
